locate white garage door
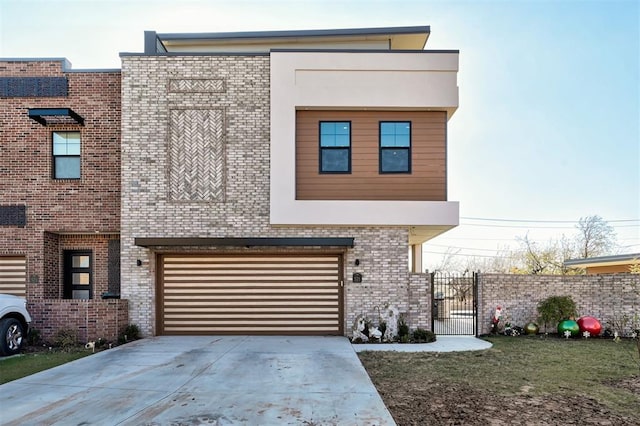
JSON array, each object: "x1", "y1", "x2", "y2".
[
  {"x1": 158, "y1": 254, "x2": 343, "y2": 335},
  {"x1": 0, "y1": 256, "x2": 27, "y2": 297}
]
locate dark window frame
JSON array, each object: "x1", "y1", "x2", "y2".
[
  {"x1": 52, "y1": 131, "x2": 81, "y2": 180},
  {"x1": 63, "y1": 250, "x2": 93, "y2": 300},
  {"x1": 318, "y1": 121, "x2": 352, "y2": 174},
  {"x1": 379, "y1": 121, "x2": 412, "y2": 174}
]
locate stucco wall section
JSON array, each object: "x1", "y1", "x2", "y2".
[{"x1": 121, "y1": 55, "x2": 417, "y2": 336}]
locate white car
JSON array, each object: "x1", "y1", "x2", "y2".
[{"x1": 0, "y1": 294, "x2": 31, "y2": 356}]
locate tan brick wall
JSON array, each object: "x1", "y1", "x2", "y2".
[
  {"x1": 478, "y1": 273, "x2": 640, "y2": 335},
  {"x1": 121, "y1": 55, "x2": 418, "y2": 336}
]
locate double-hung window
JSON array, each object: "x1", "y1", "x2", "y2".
[
  {"x1": 52, "y1": 131, "x2": 81, "y2": 179},
  {"x1": 319, "y1": 121, "x2": 351, "y2": 173},
  {"x1": 379, "y1": 122, "x2": 411, "y2": 174}
]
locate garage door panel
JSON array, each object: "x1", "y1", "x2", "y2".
[
  {"x1": 0, "y1": 256, "x2": 27, "y2": 297},
  {"x1": 159, "y1": 254, "x2": 342, "y2": 335},
  {"x1": 162, "y1": 326, "x2": 338, "y2": 334}
]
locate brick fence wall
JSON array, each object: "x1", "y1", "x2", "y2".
[
  {"x1": 477, "y1": 273, "x2": 640, "y2": 335},
  {"x1": 408, "y1": 273, "x2": 431, "y2": 329},
  {"x1": 28, "y1": 299, "x2": 129, "y2": 343}
]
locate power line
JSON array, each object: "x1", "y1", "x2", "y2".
[
  {"x1": 425, "y1": 243, "x2": 507, "y2": 253},
  {"x1": 459, "y1": 223, "x2": 639, "y2": 229},
  {"x1": 460, "y1": 216, "x2": 640, "y2": 223},
  {"x1": 423, "y1": 250, "x2": 511, "y2": 259},
  {"x1": 432, "y1": 236, "x2": 639, "y2": 242}
]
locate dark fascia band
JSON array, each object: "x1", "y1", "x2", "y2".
[{"x1": 135, "y1": 237, "x2": 355, "y2": 248}]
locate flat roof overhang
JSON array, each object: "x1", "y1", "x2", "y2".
[
  {"x1": 144, "y1": 26, "x2": 431, "y2": 54},
  {"x1": 28, "y1": 108, "x2": 84, "y2": 126},
  {"x1": 135, "y1": 237, "x2": 355, "y2": 248},
  {"x1": 564, "y1": 253, "x2": 640, "y2": 269}
]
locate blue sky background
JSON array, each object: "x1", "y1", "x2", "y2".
[{"x1": 1, "y1": 0, "x2": 638, "y2": 268}]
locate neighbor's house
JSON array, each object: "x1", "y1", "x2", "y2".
[
  {"x1": 120, "y1": 26, "x2": 460, "y2": 336},
  {"x1": 0, "y1": 59, "x2": 127, "y2": 342},
  {"x1": 564, "y1": 253, "x2": 640, "y2": 275}
]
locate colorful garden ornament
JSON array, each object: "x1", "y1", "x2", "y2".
[
  {"x1": 524, "y1": 322, "x2": 539, "y2": 335},
  {"x1": 557, "y1": 319, "x2": 580, "y2": 337},
  {"x1": 577, "y1": 316, "x2": 602, "y2": 336}
]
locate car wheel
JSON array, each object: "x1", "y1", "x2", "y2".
[{"x1": 0, "y1": 318, "x2": 25, "y2": 356}]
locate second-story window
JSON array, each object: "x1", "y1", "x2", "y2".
[
  {"x1": 379, "y1": 121, "x2": 411, "y2": 174},
  {"x1": 52, "y1": 131, "x2": 81, "y2": 179},
  {"x1": 319, "y1": 121, "x2": 351, "y2": 173}
]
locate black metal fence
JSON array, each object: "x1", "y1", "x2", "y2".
[{"x1": 431, "y1": 272, "x2": 478, "y2": 335}]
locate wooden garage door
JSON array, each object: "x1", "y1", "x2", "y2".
[
  {"x1": 0, "y1": 256, "x2": 27, "y2": 297},
  {"x1": 159, "y1": 254, "x2": 342, "y2": 335}
]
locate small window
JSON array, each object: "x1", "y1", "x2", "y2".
[
  {"x1": 379, "y1": 122, "x2": 411, "y2": 174},
  {"x1": 319, "y1": 121, "x2": 351, "y2": 173},
  {"x1": 53, "y1": 131, "x2": 81, "y2": 179}
]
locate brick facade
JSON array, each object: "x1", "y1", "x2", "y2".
[
  {"x1": 0, "y1": 59, "x2": 124, "y2": 340},
  {"x1": 28, "y1": 299, "x2": 128, "y2": 343},
  {"x1": 121, "y1": 56, "x2": 429, "y2": 336},
  {"x1": 478, "y1": 273, "x2": 640, "y2": 335}
]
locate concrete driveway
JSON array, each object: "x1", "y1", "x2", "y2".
[{"x1": 1, "y1": 336, "x2": 395, "y2": 425}]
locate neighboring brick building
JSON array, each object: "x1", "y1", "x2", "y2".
[
  {"x1": 0, "y1": 59, "x2": 127, "y2": 342},
  {"x1": 121, "y1": 27, "x2": 460, "y2": 336}
]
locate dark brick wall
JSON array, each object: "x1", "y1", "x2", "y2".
[
  {"x1": 0, "y1": 205, "x2": 26, "y2": 226},
  {"x1": 0, "y1": 77, "x2": 68, "y2": 97},
  {"x1": 0, "y1": 60, "x2": 121, "y2": 304},
  {"x1": 28, "y1": 299, "x2": 129, "y2": 343},
  {"x1": 108, "y1": 239, "x2": 121, "y2": 295}
]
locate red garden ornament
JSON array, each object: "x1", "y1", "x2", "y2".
[{"x1": 577, "y1": 316, "x2": 602, "y2": 336}]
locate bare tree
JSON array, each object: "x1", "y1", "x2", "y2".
[
  {"x1": 516, "y1": 234, "x2": 559, "y2": 274},
  {"x1": 429, "y1": 247, "x2": 462, "y2": 273},
  {"x1": 576, "y1": 215, "x2": 616, "y2": 258}
]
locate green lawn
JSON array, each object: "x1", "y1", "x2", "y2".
[{"x1": 0, "y1": 350, "x2": 91, "y2": 385}]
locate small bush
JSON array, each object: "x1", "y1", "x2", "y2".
[
  {"x1": 26, "y1": 328, "x2": 42, "y2": 346},
  {"x1": 537, "y1": 296, "x2": 577, "y2": 330},
  {"x1": 94, "y1": 337, "x2": 109, "y2": 349},
  {"x1": 378, "y1": 321, "x2": 387, "y2": 338},
  {"x1": 412, "y1": 328, "x2": 436, "y2": 343},
  {"x1": 118, "y1": 324, "x2": 141, "y2": 344},
  {"x1": 52, "y1": 328, "x2": 79, "y2": 349},
  {"x1": 398, "y1": 315, "x2": 409, "y2": 338}
]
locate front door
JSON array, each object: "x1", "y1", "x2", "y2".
[{"x1": 63, "y1": 251, "x2": 92, "y2": 299}]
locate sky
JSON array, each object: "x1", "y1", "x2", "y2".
[{"x1": 1, "y1": 0, "x2": 639, "y2": 269}]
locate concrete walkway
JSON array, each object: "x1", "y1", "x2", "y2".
[
  {"x1": 1, "y1": 336, "x2": 396, "y2": 425},
  {"x1": 352, "y1": 335, "x2": 492, "y2": 353}
]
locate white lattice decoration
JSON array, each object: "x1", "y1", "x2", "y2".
[{"x1": 169, "y1": 109, "x2": 225, "y2": 201}]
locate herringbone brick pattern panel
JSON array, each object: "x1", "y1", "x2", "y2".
[
  {"x1": 169, "y1": 79, "x2": 224, "y2": 93},
  {"x1": 169, "y1": 109, "x2": 224, "y2": 201}
]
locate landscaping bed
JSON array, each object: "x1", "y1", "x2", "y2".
[{"x1": 359, "y1": 336, "x2": 640, "y2": 425}]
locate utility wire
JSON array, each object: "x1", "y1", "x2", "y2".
[
  {"x1": 423, "y1": 250, "x2": 512, "y2": 259},
  {"x1": 459, "y1": 223, "x2": 639, "y2": 229},
  {"x1": 460, "y1": 216, "x2": 639, "y2": 223},
  {"x1": 425, "y1": 243, "x2": 507, "y2": 253}
]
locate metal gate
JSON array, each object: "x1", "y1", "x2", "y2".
[{"x1": 431, "y1": 272, "x2": 478, "y2": 335}]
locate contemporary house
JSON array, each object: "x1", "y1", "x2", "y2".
[
  {"x1": 0, "y1": 59, "x2": 127, "y2": 341},
  {"x1": 0, "y1": 25, "x2": 460, "y2": 340},
  {"x1": 564, "y1": 253, "x2": 640, "y2": 274},
  {"x1": 121, "y1": 26, "x2": 459, "y2": 336}
]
